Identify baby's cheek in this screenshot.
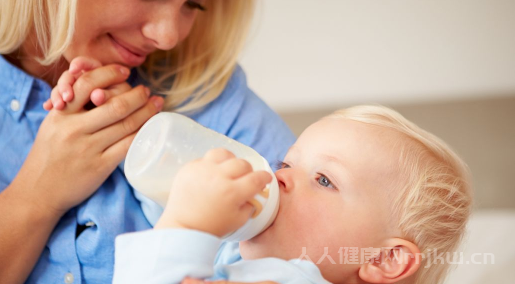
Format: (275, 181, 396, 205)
(290, 203, 351, 247)
(287, 203, 330, 241)
(286, 204, 318, 231)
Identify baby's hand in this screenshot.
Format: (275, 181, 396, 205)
(155, 148, 272, 237)
(43, 57, 106, 111)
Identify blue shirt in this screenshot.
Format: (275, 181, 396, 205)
(113, 229, 330, 284)
(0, 55, 296, 284)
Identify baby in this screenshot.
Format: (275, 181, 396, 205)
(113, 106, 472, 284)
(48, 61, 472, 284)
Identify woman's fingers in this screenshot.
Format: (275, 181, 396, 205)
(99, 97, 162, 165)
(64, 64, 131, 113)
(90, 82, 133, 107)
(100, 132, 138, 174)
(81, 85, 152, 133)
(99, 95, 164, 169)
(92, 96, 164, 151)
(108, 82, 133, 95)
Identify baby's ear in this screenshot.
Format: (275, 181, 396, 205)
(358, 238, 421, 283)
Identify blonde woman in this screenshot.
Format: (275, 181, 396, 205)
(0, 0, 295, 283)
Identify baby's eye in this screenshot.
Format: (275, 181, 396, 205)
(316, 174, 336, 189)
(273, 160, 291, 171)
(280, 162, 291, 169)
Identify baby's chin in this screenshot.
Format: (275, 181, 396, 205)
(239, 229, 275, 260)
(239, 240, 270, 260)
(240, 214, 290, 259)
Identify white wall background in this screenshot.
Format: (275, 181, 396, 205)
(239, 0, 515, 112)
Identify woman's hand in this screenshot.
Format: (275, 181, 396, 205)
(155, 148, 272, 237)
(13, 61, 164, 218)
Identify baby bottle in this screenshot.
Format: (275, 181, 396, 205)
(124, 112, 280, 242)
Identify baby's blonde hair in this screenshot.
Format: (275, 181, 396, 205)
(0, 0, 254, 113)
(327, 105, 472, 284)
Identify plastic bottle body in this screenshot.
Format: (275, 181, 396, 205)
(124, 112, 280, 242)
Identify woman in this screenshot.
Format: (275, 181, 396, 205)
(0, 0, 295, 283)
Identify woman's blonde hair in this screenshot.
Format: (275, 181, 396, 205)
(0, 0, 254, 113)
(327, 105, 473, 284)
(0, 0, 77, 65)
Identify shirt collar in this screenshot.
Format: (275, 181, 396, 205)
(0, 55, 39, 120)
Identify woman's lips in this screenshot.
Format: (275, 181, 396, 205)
(108, 34, 147, 66)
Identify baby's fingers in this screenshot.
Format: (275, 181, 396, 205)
(90, 89, 106, 107)
(220, 158, 253, 179)
(204, 148, 236, 164)
(57, 71, 76, 102)
(50, 87, 65, 110)
(69, 56, 102, 76)
(42, 99, 53, 111)
(235, 171, 273, 202)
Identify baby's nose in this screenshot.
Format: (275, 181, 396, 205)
(275, 169, 294, 194)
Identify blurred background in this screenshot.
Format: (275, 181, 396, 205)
(239, 1, 515, 283)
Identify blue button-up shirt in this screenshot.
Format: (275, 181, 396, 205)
(0, 55, 296, 284)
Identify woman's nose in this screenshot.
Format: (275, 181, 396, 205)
(142, 7, 181, 50)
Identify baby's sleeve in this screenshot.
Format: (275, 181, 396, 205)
(112, 229, 222, 284)
(214, 258, 332, 283)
